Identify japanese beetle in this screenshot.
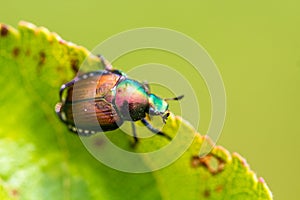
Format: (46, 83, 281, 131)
(55, 56, 183, 144)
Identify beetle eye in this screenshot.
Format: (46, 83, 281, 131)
(148, 108, 155, 115)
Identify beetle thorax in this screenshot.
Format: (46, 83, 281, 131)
(114, 79, 149, 121)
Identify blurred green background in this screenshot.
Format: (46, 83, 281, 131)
(2, 0, 299, 199)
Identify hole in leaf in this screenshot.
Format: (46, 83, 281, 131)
(191, 154, 225, 175)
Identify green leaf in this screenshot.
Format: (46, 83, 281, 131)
(0, 22, 273, 200)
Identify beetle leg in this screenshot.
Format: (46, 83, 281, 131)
(59, 79, 75, 101)
(162, 112, 170, 124)
(97, 54, 113, 71)
(97, 55, 128, 78)
(141, 118, 172, 141)
(145, 113, 152, 121)
(131, 122, 139, 146)
(142, 81, 151, 93)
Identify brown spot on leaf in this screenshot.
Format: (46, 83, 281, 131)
(59, 39, 66, 45)
(39, 51, 46, 66)
(56, 65, 64, 73)
(191, 154, 225, 175)
(25, 49, 31, 56)
(12, 47, 20, 57)
(191, 156, 201, 167)
(215, 185, 223, 193)
(11, 189, 19, 197)
(0, 24, 9, 36)
(203, 189, 210, 197)
(71, 59, 79, 72)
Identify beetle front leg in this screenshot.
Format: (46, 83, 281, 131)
(131, 122, 139, 147)
(140, 118, 172, 141)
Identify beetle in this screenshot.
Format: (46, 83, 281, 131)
(55, 55, 183, 144)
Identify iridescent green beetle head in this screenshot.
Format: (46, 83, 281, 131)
(149, 94, 169, 115)
(148, 93, 184, 123)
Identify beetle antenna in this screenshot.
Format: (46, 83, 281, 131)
(164, 95, 184, 101)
